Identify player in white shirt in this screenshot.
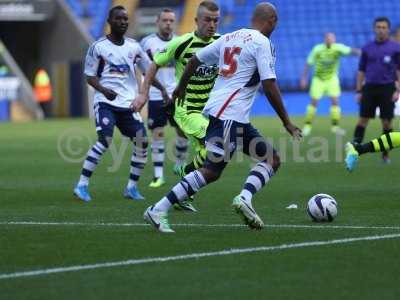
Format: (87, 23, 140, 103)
(140, 9, 189, 188)
(74, 6, 168, 202)
(142, 2, 302, 233)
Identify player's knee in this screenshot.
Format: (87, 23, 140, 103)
(271, 153, 281, 172)
(140, 139, 149, 150)
(133, 137, 149, 150)
(200, 167, 221, 183)
(152, 127, 164, 139)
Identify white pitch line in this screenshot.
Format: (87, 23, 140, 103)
(1, 233, 400, 280)
(0, 221, 400, 230)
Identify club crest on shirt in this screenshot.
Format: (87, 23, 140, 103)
(383, 55, 391, 63)
(128, 52, 134, 59)
(102, 117, 110, 125)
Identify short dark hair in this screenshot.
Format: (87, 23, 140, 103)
(198, 1, 219, 12)
(374, 16, 391, 28)
(157, 8, 175, 20)
(108, 5, 126, 19)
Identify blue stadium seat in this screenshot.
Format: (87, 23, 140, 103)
(65, 0, 111, 39)
(218, 0, 400, 90)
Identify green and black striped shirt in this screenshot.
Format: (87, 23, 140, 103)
(154, 31, 220, 113)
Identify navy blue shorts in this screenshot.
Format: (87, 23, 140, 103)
(94, 102, 147, 139)
(204, 116, 277, 172)
(147, 100, 177, 130)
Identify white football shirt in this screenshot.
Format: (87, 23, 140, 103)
(196, 28, 276, 123)
(84, 37, 151, 109)
(140, 33, 176, 101)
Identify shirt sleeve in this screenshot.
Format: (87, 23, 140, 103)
(358, 48, 367, 72)
(84, 43, 100, 77)
(306, 46, 317, 65)
(336, 43, 352, 56)
(135, 45, 152, 74)
(256, 40, 276, 80)
(196, 36, 224, 65)
(153, 36, 182, 67)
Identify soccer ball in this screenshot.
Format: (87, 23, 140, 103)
(307, 194, 338, 222)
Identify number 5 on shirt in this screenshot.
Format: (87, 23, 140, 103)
(221, 47, 242, 77)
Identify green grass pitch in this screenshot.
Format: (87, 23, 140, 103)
(1, 116, 400, 299)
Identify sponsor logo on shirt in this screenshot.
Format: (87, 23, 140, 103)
(383, 55, 392, 63)
(109, 63, 130, 75)
(194, 64, 218, 78)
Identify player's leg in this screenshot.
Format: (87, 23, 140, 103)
(353, 86, 376, 144)
(173, 113, 209, 176)
(176, 136, 207, 176)
(345, 132, 400, 172)
(74, 104, 115, 202)
(149, 127, 166, 187)
(148, 101, 167, 188)
(380, 119, 393, 163)
(233, 124, 279, 228)
(378, 84, 396, 163)
(165, 99, 189, 168)
(144, 116, 236, 232)
(303, 77, 322, 136)
(172, 113, 209, 212)
(171, 117, 189, 169)
(117, 111, 148, 200)
(328, 76, 345, 135)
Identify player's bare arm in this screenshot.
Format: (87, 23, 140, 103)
(300, 63, 310, 90)
(262, 78, 302, 139)
(172, 55, 202, 106)
(86, 75, 117, 101)
(131, 62, 168, 112)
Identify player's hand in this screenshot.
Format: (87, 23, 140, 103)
(284, 123, 302, 140)
(161, 89, 172, 107)
(102, 88, 117, 101)
(300, 78, 308, 90)
(172, 87, 186, 107)
(130, 93, 147, 112)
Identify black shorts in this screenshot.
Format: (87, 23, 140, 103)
(360, 83, 396, 119)
(203, 116, 277, 173)
(147, 100, 177, 130)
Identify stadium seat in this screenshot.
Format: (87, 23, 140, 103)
(65, 0, 111, 39)
(218, 0, 400, 90)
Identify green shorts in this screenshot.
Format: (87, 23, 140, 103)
(174, 106, 209, 152)
(310, 76, 341, 100)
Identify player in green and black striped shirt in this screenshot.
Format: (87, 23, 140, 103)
(132, 1, 220, 212)
(300, 33, 360, 136)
